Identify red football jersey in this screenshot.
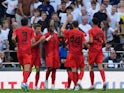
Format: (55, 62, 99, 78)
(44, 32, 59, 57)
(64, 29, 86, 55)
(88, 26, 106, 52)
(31, 34, 42, 55)
(13, 26, 35, 54)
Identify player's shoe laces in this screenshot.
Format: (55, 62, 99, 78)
(102, 82, 107, 91)
(45, 80, 48, 89)
(21, 83, 29, 92)
(88, 85, 95, 90)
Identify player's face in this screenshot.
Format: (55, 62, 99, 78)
(35, 27, 41, 34)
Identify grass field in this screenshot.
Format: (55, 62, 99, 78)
(0, 89, 124, 93)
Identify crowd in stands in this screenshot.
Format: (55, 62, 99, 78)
(0, 0, 124, 69)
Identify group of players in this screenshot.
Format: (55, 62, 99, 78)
(12, 15, 107, 91)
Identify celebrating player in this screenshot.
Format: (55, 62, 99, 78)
(12, 18, 35, 92)
(61, 19, 86, 90)
(44, 19, 60, 90)
(31, 24, 45, 89)
(88, 17, 107, 90)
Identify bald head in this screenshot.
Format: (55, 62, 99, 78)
(12, 22, 18, 30)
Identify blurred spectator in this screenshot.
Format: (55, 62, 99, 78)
(75, 0, 83, 10)
(108, 6, 120, 30)
(102, 42, 114, 60)
(0, 52, 5, 68)
(65, 0, 72, 7)
(51, 12, 60, 33)
(33, 0, 42, 9)
(120, 54, 124, 68)
(70, 2, 81, 21)
(8, 22, 18, 62)
(16, 0, 34, 27)
(2, 0, 18, 24)
(31, 9, 41, 26)
(110, 0, 120, 5)
(78, 6, 92, 25)
(65, 14, 73, 30)
(100, 20, 115, 42)
(59, 37, 68, 69)
(104, 50, 120, 68)
(0, 0, 6, 26)
(117, 0, 124, 43)
(78, 16, 92, 41)
(0, 20, 10, 52)
(37, 11, 49, 32)
(60, 6, 73, 24)
(93, 3, 108, 27)
(38, 0, 55, 21)
(57, 1, 66, 20)
(50, 0, 61, 12)
(102, 0, 112, 15)
(88, 1, 99, 19)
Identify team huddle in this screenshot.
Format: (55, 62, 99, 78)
(12, 16, 107, 91)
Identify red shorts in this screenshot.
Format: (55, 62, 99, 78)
(45, 56, 60, 68)
(88, 51, 103, 65)
(31, 54, 41, 67)
(17, 53, 32, 66)
(64, 53, 85, 68)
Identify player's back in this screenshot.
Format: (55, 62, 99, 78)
(89, 26, 105, 52)
(15, 26, 34, 53)
(68, 29, 85, 55)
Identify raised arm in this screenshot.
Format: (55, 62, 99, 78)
(61, 19, 68, 33)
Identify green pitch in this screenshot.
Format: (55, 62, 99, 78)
(0, 89, 124, 93)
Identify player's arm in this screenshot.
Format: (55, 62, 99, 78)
(12, 33, 17, 44)
(61, 19, 68, 33)
(32, 36, 46, 47)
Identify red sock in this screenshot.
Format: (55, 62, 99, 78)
(23, 71, 30, 83)
(90, 71, 94, 86)
(67, 71, 72, 88)
(35, 72, 40, 86)
(46, 70, 51, 80)
(72, 72, 78, 86)
(78, 70, 84, 80)
(51, 70, 56, 84)
(67, 77, 71, 88)
(100, 69, 106, 82)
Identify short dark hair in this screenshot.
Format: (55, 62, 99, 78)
(33, 23, 41, 29)
(92, 17, 99, 25)
(21, 17, 28, 26)
(72, 21, 78, 28)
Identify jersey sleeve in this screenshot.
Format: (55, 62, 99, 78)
(31, 29, 35, 39)
(88, 29, 93, 37)
(63, 30, 69, 39)
(81, 33, 86, 42)
(13, 29, 17, 36)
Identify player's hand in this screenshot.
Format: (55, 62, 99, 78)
(46, 35, 52, 41)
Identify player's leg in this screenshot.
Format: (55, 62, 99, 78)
(98, 63, 106, 90)
(45, 67, 52, 89)
(34, 66, 40, 89)
(77, 67, 85, 89)
(51, 68, 56, 90)
(71, 68, 79, 91)
(21, 54, 32, 91)
(21, 64, 31, 91)
(66, 68, 72, 89)
(89, 64, 95, 90)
